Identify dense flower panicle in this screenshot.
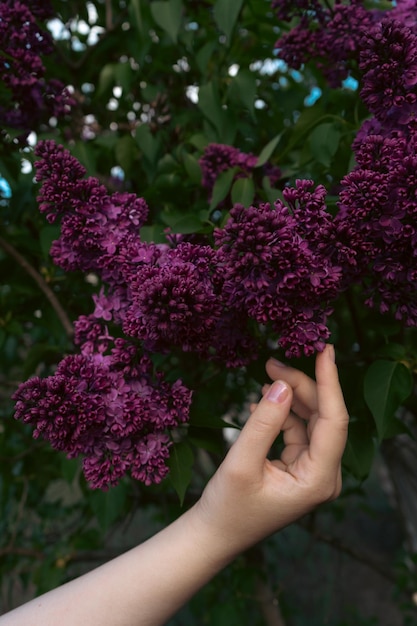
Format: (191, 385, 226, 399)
(359, 19, 417, 123)
(214, 181, 344, 357)
(390, 0, 417, 31)
(0, 1, 73, 132)
(123, 243, 223, 353)
(13, 342, 192, 490)
(34, 141, 149, 281)
(274, 0, 377, 87)
(336, 127, 417, 323)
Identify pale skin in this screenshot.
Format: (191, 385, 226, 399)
(0, 344, 349, 626)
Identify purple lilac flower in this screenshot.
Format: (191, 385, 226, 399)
(359, 19, 417, 124)
(0, 1, 74, 133)
(214, 180, 345, 357)
(273, 0, 380, 87)
(122, 239, 259, 365)
(34, 141, 150, 284)
(13, 339, 192, 489)
(334, 13, 417, 325)
(336, 131, 417, 324)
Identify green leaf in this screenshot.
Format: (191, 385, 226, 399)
(129, 0, 143, 35)
(97, 63, 116, 97)
(198, 82, 224, 136)
(213, 0, 244, 42)
(135, 124, 160, 164)
(115, 61, 132, 92)
(196, 41, 218, 74)
(262, 175, 283, 204)
(343, 420, 376, 480)
(309, 122, 341, 168)
(183, 153, 202, 184)
(150, 0, 183, 43)
(162, 213, 206, 234)
(256, 133, 282, 167)
(231, 176, 255, 207)
(168, 442, 194, 505)
(228, 70, 257, 118)
(188, 133, 209, 151)
(209, 167, 237, 211)
(140, 224, 167, 244)
(71, 141, 97, 175)
(115, 135, 137, 175)
(364, 360, 413, 440)
(89, 482, 128, 531)
(376, 342, 407, 361)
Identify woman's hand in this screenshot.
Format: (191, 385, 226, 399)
(192, 344, 349, 560)
(0, 345, 349, 626)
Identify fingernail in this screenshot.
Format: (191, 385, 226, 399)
(270, 357, 286, 367)
(266, 380, 289, 403)
(327, 344, 335, 362)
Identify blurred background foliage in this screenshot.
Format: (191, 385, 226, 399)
(1, 0, 417, 623)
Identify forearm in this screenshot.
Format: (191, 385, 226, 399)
(0, 504, 236, 626)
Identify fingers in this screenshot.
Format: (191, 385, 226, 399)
(265, 358, 318, 420)
(309, 345, 349, 471)
(229, 379, 293, 472)
(265, 345, 349, 474)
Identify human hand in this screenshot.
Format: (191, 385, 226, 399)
(192, 344, 349, 560)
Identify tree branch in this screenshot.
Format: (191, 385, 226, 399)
(0, 235, 74, 339)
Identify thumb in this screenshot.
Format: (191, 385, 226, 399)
(231, 380, 293, 469)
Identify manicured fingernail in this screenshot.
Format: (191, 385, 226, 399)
(270, 357, 286, 367)
(266, 380, 289, 403)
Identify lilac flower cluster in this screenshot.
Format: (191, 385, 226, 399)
(215, 180, 346, 357)
(273, 0, 378, 87)
(199, 143, 281, 204)
(0, 1, 74, 134)
(13, 335, 191, 489)
(35, 140, 150, 287)
(34, 141, 258, 366)
(335, 16, 417, 324)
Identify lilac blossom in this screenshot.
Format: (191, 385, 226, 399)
(359, 19, 417, 124)
(336, 131, 417, 324)
(273, 0, 380, 87)
(34, 141, 150, 286)
(214, 180, 345, 357)
(334, 14, 417, 325)
(0, 1, 74, 133)
(122, 241, 258, 365)
(13, 338, 192, 490)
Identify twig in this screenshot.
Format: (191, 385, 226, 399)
(0, 235, 74, 339)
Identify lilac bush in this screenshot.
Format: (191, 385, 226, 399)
(0, 0, 73, 135)
(8, 0, 417, 495)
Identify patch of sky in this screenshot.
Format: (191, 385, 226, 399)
(0, 177, 12, 198)
(111, 166, 125, 181)
(342, 75, 359, 90)
(304, 86, 322, 106)
(186, 85, 199, 103)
